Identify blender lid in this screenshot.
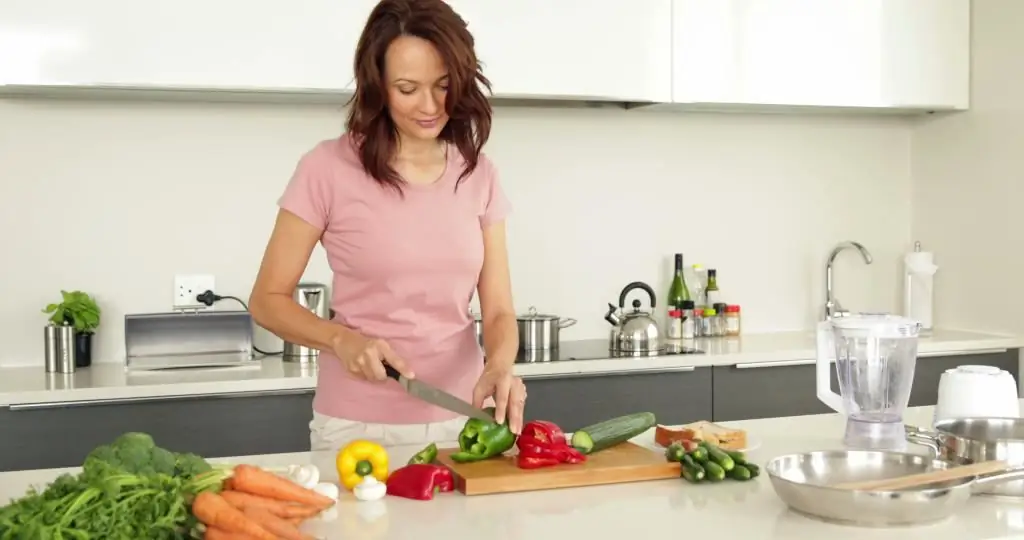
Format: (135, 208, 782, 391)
(830, 313, 921, 337)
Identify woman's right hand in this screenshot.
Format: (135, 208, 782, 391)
(333, 332, 415, 382)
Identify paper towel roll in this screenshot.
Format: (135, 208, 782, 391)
(903, 250, 938, 330)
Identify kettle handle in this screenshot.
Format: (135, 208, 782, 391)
(618, 281, 657, 309)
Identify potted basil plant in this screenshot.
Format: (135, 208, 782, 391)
(42, 290, 101, 367)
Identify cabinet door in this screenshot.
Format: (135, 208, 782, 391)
(712, 361, 840, 422)
(0, 391, 314, 472)
(523, 367, 713, 432)
(672, 0, 970, 109)
(0, 0, 375, 91)
(879, 0, 970, 110)
(446, 0, 672, 102)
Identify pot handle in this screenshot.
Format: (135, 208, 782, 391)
(558, 317, 577, 329)
(905, 424, 942, 457)
(971, 466, 1024, 491)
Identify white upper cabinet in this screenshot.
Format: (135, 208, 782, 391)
(444, 0, 673, 102)
(0, 0, 376, 91)
(671, 0, 971, 110)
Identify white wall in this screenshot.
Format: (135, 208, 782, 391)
(911, 0, 1024, 334)
(0, 99, 912, 366)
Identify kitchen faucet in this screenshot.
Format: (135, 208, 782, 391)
(824, 241, 873, 320)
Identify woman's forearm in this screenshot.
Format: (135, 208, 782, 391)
(482, 312, 519, 371)
(250, 292, 357, 352)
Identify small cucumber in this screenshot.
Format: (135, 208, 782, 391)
(725, 449, 747, 465)
(680, 454, 706, 483)
(728, 464, 753, 481)
(701, 443, 736, 471)
(571, 412, 657, 454)
(703, 461, 726, 482)
(664, 442, 687, 463)
(744, 463, 761, 478)
(688, 446, 709, 463)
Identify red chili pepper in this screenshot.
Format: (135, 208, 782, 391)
(385, 464, 454, 501)
(515, 421, 587, 469)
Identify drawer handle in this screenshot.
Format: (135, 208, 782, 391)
(735, 359, 815, 369)
(7, 389, 313, 411)
(918, 347, 1007, 358)
(521, 365, 697, 380)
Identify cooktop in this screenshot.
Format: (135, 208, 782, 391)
(514, 339, 704, 364)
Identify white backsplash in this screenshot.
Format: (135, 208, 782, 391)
(0, 99, 913, 366)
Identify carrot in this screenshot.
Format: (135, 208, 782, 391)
(203, 528, 260, 540)
(243, 506, 315, 540)
(221, 490, 322, 519)
(231, 464, 335, 509)
(191, 491, 278, 540)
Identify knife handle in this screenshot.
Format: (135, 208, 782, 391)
(383, 363, 401, 381)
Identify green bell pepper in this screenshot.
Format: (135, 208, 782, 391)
(449, 407, 516, 463)
(408, 442, 439, 465)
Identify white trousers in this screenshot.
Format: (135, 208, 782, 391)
(308, 411, 468, 451)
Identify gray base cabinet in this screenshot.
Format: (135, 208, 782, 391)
(523, 367, 713, 432)
(0, 391, 314, 473)
(712, 350, 1020, 422)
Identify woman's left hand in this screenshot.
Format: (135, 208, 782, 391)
(472, 366, 527, 434)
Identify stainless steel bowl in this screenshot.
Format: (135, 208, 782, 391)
(767, 449, 1024, 527)
(908, 417, 1024, 498)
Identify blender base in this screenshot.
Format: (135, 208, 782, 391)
(843, 418, 907, 451)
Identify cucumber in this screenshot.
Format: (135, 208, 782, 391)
(680, 454, 706, 483)
(703, 461, 726, 482)
(744, 463, 761, 478)
(570, 412, 657, 454)
(725, 449, 747, 465)
(688, 446, 709, 463)
(664, 442, 687, 463)
(728, 464, 753, 481)
(700, 442, 736, 472)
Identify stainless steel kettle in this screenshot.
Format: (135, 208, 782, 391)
(604, 281, 664, 354)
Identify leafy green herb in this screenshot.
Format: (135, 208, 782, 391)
(0, 433, 226, 540)
(42, 290, 101, 333)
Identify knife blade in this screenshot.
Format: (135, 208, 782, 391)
(384, 364, 494, 422)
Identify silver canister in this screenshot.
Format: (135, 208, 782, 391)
(283, 282, 330, 364)
(55, 324, 77, 373)
(44, 325, 60, 372)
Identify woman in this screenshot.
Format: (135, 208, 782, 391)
(249, 0, 526, 451)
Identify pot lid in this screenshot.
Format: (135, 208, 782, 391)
(518, 306, 560, 321)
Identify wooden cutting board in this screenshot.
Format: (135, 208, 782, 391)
(436, 442, 680, 495)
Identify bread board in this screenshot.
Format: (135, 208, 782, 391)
(436, 441, 680, 495)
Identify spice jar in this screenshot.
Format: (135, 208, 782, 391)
(701, 308, 717, 337)
(681, 300, 696, 340)
(725, 305, 742, 336)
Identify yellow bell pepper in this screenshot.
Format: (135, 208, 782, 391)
(337, 440, 389, 490)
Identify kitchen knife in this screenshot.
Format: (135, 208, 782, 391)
(384, 364, 494, 422)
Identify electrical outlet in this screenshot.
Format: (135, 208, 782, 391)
(174, 274, 216, 310)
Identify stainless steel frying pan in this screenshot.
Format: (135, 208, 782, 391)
(767, 449, 1024, 527)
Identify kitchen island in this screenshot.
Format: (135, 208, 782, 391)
(2, 403, 1022, 540)
(0, 328, 1021, 473)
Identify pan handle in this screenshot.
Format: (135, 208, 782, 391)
(905, 425, 942, 457)
(971, 466, 1024, 491)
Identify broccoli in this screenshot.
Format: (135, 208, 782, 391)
(82, 432, 208, 481)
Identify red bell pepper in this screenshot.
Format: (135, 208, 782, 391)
(515, 420, 586, 469)
(385, 464, 454, 501)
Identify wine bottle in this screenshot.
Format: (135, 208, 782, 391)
(668, 254, 692, 309)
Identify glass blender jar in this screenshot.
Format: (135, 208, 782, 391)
(816, 313, 921, 450)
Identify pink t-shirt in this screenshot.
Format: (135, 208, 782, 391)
(278, 134, 511, 424)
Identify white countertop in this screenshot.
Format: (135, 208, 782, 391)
(3, 403, 1023, 539)
(0, 328, 1018, 407)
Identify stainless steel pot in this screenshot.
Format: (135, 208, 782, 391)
(907, 418, 1024, 498)
(767, 449, 1024, 527)
(517, 306, 576, 350)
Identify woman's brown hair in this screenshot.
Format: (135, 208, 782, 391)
(346, 0, 493, 194)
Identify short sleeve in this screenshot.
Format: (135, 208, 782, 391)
(480, 158, 512, 227)
(277, 146, 333, 231)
